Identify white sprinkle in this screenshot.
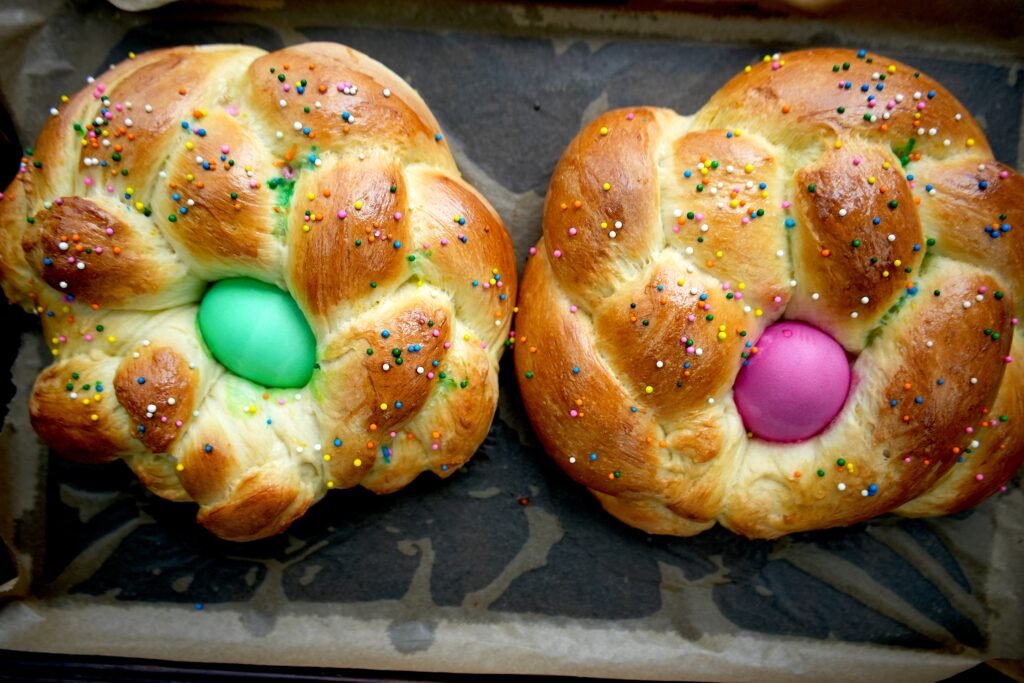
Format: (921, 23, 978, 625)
(860, 296, 870, 304)
(58, 241, 69, 251)
(608, 231, 617, 238)
(695, 348, 704, 356)
(928, 128, 937, 136)
(58, 281, 68, 289)
(925, 341, 934, 348)
(955, 113, 963, 121)
(970, 440, 980, 449)
(743, 305, 752, 313)
(614, 220, 623, 229)
(382, 363, 391, 371)
(861, 489, 869, 497)
(295, 394, 302, 401)
(70, 392, 78, 399)
(49, 107, 59, 116)
(293, 121, 303, 130)
(125, 118, 134, 127)
(416, 366, 424, 374)
(963, 301, 972, 309)
(568, 456, 576, 464)
(917, 127, 925, 136)
(167, 397, 177, 405)
(838, 483, 847, 491)
(811, 292, 820, 301)
(707, 397, 715, 404)
(970, 377, 978, 385)
(789, 279, 797, 287)
(142, 339, 150, 346)
(314, 444, 322, 451)
(943, 139, 951, 147)
(887, 234, 896, 242)
(684, 247, 694, 255)
(656, 360, 664, 369)
(776, 249, 785, 257)
(700, 223, 709, 233)
(76, 262, 85, 270)
(145, 104, 153, 113)
(132, 352, 140, 359)
(673, 208, 682, 217)
(895, 94, 905, 103)
(850, 311, 859, 319)
(279, 99, 287, 108)
(296, 446, 304, 453)
(976, 294, 985, 302)
(276, 131, 284, 140)
(383, 88, 391, 97)
(913, 91, 922, 100)
(838, 208, 848, 217)
(147, 404, 157, 413)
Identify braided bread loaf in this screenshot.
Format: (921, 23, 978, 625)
(0, 43, 516, 541)
(515, 48, 1023, 538)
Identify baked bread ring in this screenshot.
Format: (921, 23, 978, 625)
(514, 48, 1023, 538)
(0, 43, 516, 541)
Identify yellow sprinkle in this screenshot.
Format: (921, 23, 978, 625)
(599, 126, 609, 136)
(61, 95, 69, 103)
(307, 192, 315, 200)
(761, 191, 769, 199)
(882, 270, 890, 278)
(354, 200, 363, 210)
(51, 349, 60, 357)
(129, 52, 136, 59)
(244, 165, 252, 172)
(894, 259, 902, 266)
(492, 267, 499, 274)
(81, 139, 88, 147)
(882, 161, 891, 170)
(463, 333, 471, 341)
(175, 463, 184, 471)
(135, 202, 144, 211)
(867, 176, 876, 185)
(715, 250, 724, 258)
(744, 65, 752, 73)
(834, 140, 842, 149)
(323, 454, 331, 461)
(416, 277, 424, 288)
(90, 414, 99, 422)
(762, 55, 771, 62)
(733, 130, 742, 137)
(302, 225, 310, 232)
(676, 278, 685, 286)
(719, 324, 727, 331)
(717, 332, 727, 340)
(125, 186, 134, 195)
(185, 173, 194, 182)
(729, 199, 739, 209)
(744, 164, 754, 173)
(354, 458, 363, 467)
(887, 64, 896, 74)
(82, 398, 90, 406)
(700, 167, 709, 176)
(94, 394, 103, 402)
(107, 336, 116, 343)
(600, 221, 608, 230)
(602, 182, 611, 191)
(380, 403, 388, 410)
(644, 386, 654, 394)
(754, 308, 763, 317)
(738, 282, 746, 290)
(185, 142, 194, 151)
(247, 404, 257, 414)
(51, 337, 59, 345)
(326, 480, 335, 488)
(967, 138, 976, 147)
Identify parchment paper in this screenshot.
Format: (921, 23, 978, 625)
(1, 1, 1023, 680)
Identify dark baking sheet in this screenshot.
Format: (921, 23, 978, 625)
(0, 1, 1022, 680)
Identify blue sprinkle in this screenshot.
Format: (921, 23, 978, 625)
(137, 377, 146, 385)
(395, 401, 403, 409)
(630, 406, 637, 413)
(202, 162, 211, 170)
(759, 182, 767, 190)
(196, 128, 206, 137)
(297, 86, 305, 94)
(683, 362, 691, 369)
(342, 112, 351, 121)
(699, 293, 708, 301)
(726, 131, 733, 138)
(957, 456, 965, 463)
(137, 425, 145, 432)
(868, 483, 878, 495)
(937, 379, 944, 385)
(459, 235, 468, 243)
(204, 444, 213, 453)
(1001, 224, 1012, 232)
(43, 257, 52, 266)
(927, 90, 936, 99)
(979, 181, 988, 190)
(913, 244, 922, 251)
(435, 133, 443, 141)
(472, 280, 479, 287)
(915, 396, 924, 404)
(393, 241, 402, 249)
(499, 293, 507, 301)
(381, 330, 390, 338)
(266, 418, 272, 425)
(657, 284, 664, 291)
(181, 121, 190, 129)
(441, 464, 448, 471)
(334, 438, 342, 447)
(858, 49, 867, 58)
(194, 603, 204, 610)
(589, 453, 597, 461)
(876, 83, 884, 91)
(100, 160, 107, 167)
(46, 310, 54, 317)
(179, 206, 188, 215)
(906, 174, 914, 181)
(572, 366, 580, 374)
(785, 218, 796, 228)
(861, 84, 870, 92)
(172, 193, 181, 201)
(873, 217, 881, 225)
(684, 170, 692, 178)
(925, 184, 933, 192)
(220, 154, 227, 161)
(890, 399, 898, 407)
(432, 360, 439, 367)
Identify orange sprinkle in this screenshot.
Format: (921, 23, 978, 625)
(782, 105, 791, 114)
(178, 87, 187, 95)
(112, 246, 122, 255)
(820, 249, 831, 257)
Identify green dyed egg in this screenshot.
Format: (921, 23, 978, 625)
(198, 278, 316, 388)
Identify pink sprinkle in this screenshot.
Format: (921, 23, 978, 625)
(482, 282, 490, 289)
(393, 212, 402, 221)
(695, 213, 704, 221)
(161, 416, 168, 423)
(58, 336, 66, 343)
(975, 474, 985, 481)
(626, 112, 635, 120)
(480, 342, 487, 349)
(83, 178, 93, 187)
(1005, 356, 1014, 364)
(999, 170, 1009, 179)
(175, 420, 183, 427)
(966, 427, 974, 434)
(390, 431, 397, 438)
(771, 61, 781, 71)
(773, 295, 782, 303)
(867, 100, 876, 108)
(443, 342, 451, 349)
(283, 84, 291, 92)
(496, 281, 504, 288)
(672, 226, 680, 233)
(278, 399, 286, 405)
(115, 104, 124, 112)
(904, 457, 912, 463)
(432, 330, 440, 337)
(221, 145, 230, 154)
(529, 246, 537, 256)
(553, 249, 563, 259)
(687, 315, 695, 322)
(337, 210, 347, 219)
(781, 201, 791, 209)
(1012, 318, 1019, 325)
(106, 184, 115, 193)
(432, 443, 440, 451)
(96, 84, 105, 93)
(853, 156, 862, 166)
(568, 227, 577, 236)
(570, 305, 578, 313)
(978, 286, 988, 294)
(84, 334, 93, 341)
(422, 242, 430, 249)
(427, 372, 435, 379)
(55, 198, 63, 205)
(916, 102, 926, 110)
(686, 347, 695, 355)
(105, 228, 114, 235)
(226, 105, 239, 116)
(441, 239, 449, 246)
(103, 111, 113, 120)
(735, 292, 743, 300)
(741, 217, 750, 225)
(249, 181, 257, 188)
(886, 101, 896, 110)
(570, 410, 578, 417)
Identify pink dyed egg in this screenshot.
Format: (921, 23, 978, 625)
(734, 321, 851, 442)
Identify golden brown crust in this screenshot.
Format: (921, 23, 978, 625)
(287, 157, 410, 320)
(518, 48, 1023, 538)
(114, 346, 198, 453)
(2, 42, 515, 541)
(788, 144, 924, 348)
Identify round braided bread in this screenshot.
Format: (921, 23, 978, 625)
(0, 43, 516, 541)
(515, 48, 1023, 538)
